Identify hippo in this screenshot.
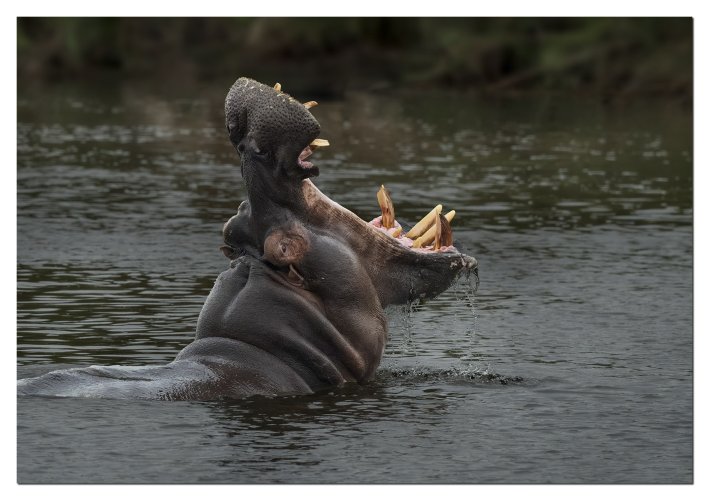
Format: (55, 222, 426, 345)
(17, 78, 478, 400)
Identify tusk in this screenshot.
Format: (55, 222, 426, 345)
(303, 101, 318, 109)
(274, 82, 282, 92)
(406, 204, 443, 239)
(377, 185, 396, 229)
(413, 210, 455, 248)
(433, 213, 453, 250)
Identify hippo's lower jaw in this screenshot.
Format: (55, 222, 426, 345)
(300, 179, 477, 306)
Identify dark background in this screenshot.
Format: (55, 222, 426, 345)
(18, 17, 692, 101)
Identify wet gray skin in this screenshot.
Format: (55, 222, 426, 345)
(17, 77, 477, 400)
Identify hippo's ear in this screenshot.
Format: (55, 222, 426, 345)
(263, 228, 310, 267)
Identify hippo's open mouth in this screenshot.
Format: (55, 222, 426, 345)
(299, 143, 457, 254)
(298, 157, 458, 253)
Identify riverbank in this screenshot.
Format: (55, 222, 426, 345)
(18, 18, 692, 102)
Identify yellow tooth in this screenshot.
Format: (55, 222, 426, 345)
(309, 138, 330, 148)
(391, 226, 403, 238)
(413, 210, 455, 248)
(303, 101, 318, 109)
(405, 204, 443, 239)
(434, 213, 442, 250)
(274, 82, 282, 92)
(377, 185, 396, 229)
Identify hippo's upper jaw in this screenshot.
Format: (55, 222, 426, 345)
(225, 78, 325, 192)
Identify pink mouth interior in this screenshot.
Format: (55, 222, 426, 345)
(368, 215, 456, 254)
(298, 147, 314, 169)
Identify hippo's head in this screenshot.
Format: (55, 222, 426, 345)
(225, 78, 324, 206)
(222, 77, 477, 308)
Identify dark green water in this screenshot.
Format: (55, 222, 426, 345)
(17, 81, 692, 483)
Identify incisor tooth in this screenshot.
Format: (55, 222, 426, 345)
(274, 83, 282, 92)
(310, 138, 330, 148)
(406, 204, 443, 239)
(413, 210, 455, 248)
(303, 101, 318, 109)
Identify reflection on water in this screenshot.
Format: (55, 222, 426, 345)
(17, 82, 692, 483)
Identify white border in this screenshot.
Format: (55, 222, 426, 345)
(3, 3, 704, 499)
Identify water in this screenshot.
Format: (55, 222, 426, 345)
(17, 81, 692, 483)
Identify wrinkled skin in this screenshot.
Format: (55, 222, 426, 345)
(17, 78, 477, 400)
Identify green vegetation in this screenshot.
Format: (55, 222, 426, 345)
(17, 18, 692, 99)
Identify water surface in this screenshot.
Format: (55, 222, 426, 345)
(17, 81, 692, 483)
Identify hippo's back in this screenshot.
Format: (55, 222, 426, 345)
(17, 337, 314, 400)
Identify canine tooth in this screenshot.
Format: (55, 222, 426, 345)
(433, 213, 453, 250)
(406, 204, 443, 239)
(274, 82, 282, 92)
(413, 210, 455, 248)
(309, 138, 330, 148)
(304, 101, 318, 109)
(377, 185, 396, 229)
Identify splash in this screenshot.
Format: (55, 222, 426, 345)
(378, 365, 523, 386)
(451, 270, 480, 364)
